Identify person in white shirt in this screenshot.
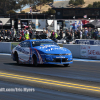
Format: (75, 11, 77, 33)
(80, 30, 82, 39)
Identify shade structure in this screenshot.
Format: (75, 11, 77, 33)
(95, 22, 100, 28)
(83, 20, 100, 28)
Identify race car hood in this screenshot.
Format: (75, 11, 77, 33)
(34, 45, 71, 54)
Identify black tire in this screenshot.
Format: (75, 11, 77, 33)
(63, 64, 69, 67)
(15, 53, 19, 65)
(33, 55, 38, 66)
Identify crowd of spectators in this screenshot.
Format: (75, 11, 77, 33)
(65, 28, 100, 40)
(0, 28, 100, 42)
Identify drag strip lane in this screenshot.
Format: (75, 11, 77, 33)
(0, 71, 100, 98)
(0, 54, 100, 98)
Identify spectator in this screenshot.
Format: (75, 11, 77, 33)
(98, 31, 100, 40)
(80, 30, 82, 39)
(7, 30, 10, 37)
(59, 29, 63, 39)
(54, 31, 58, 39)
(50, 30, 55, 39)
(24, 31, 30, 40)
(94, 29, 98, 40)
(57, 29, 60, 36)
(29, 30, 32, 39)
(47, 29, 51, 38)
(77, 30, 80, 39)
(67, 32, 72, 42)
(84, 28, 88, 39)
(65, 29, 69, 38)
(74, 30, 78, 39)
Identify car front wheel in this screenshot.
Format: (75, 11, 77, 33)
(63, 64, 69, 67)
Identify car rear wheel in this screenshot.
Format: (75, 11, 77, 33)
(15, 53, 19, 65)
(32, 55, 38, 66)
(63, 64, 69, 67)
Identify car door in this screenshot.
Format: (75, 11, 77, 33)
(19, 41, 31, 64)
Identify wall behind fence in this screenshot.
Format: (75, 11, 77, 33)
(0, 42, 19, 54)
(0, 42, 11, 53)
(63, 44, 80, 58)
(0, 42, 100, 60)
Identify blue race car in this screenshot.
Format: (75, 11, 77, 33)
(11, 39, 73, 66)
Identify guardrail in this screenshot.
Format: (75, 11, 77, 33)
(0, 42, 19, 53)
(0, 42, 100, 60)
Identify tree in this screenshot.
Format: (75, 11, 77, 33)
(69, 0, 85, 6)
(15, 0, 28, 12)
(21, 11, 25, 13)
(87, 1, 100, 8)
(79, 0, 85, 5)
(0, 0, 17, 14)
(74, 0, 85, 5)
(87, 4, 93, 8)
(0, 0, 28, 14)
(69, 0, 74, 5)
(7, 10, 16, 14)
(93, 2, 98, 8)
(44, 8, 55, 14)
(0, 0, 53, 14)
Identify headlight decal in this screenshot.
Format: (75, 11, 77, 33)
(45, 53, 72, 56)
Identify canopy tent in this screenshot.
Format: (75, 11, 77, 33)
(0, 18, 10, 26)
(83, 20, 100, 28)
(95, 22, 100, 28)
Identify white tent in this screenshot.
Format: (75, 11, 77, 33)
(0, 18, 10, 25)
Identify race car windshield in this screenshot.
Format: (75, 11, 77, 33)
(32, 41, 58, 47)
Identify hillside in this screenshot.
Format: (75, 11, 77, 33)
(20, 0, 100, 13)
(82, 0, 100, 7)
(19, 3, 52, 13)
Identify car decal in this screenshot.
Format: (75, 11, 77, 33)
(19, 57, 30, 64)
(30, 47, 33, 64)
(16, 47, 29, 55)
(18, 47, 31, 64)
(34, 48, 43, 64)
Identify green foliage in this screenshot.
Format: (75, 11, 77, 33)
(0, 0, 17, 14)
(69, 0, 74, 5)
(0, 0, 53, 14)
(69, 0, 85, 5)
(87, 1, 100, 8)
(21, 11, 25, 13)
(15, 0, 28, 12)
(44, 8, 55, 14)
(87, 4, 93, 8)
(7, 10, 16, 14)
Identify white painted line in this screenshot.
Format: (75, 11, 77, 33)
(0, 53, 11, 56)
(73, 58, 100, 62)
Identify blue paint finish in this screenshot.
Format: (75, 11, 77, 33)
(11, 39, 73, 65)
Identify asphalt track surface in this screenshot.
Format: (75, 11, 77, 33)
(0, 54, 100, 100)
